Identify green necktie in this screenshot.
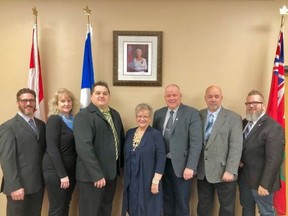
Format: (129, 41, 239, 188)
(103, 111, 119, 160)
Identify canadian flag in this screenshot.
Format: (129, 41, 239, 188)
(28, 23, 46, 121)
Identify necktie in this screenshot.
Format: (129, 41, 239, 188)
(164, 110, 174, 153)
(244, 121, 253, 138)
(28, 119, 38, 136)
(103, 111, 119, 160)
(204, 114, 214, 141)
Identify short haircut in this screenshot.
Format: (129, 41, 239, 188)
(135, 103, 153, 117)
(247, 90, 265, 102)
(16, 88, 36, 101)
(92, 81, 110, 94)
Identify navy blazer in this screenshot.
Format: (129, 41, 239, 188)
(240, 114, 284, 191)
(122, 126, 166, 216)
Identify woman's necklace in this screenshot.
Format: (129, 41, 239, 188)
(132, 128, 144, 150)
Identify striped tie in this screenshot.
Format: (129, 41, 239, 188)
(28, 119, 39, 137)
(244, 121, 253, 138)
(103, 111, 119, 160)
(204, 114, 214, 141)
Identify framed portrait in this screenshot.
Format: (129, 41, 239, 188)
(113, 31, 163, 86)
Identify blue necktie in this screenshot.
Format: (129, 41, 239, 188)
(244, 121, 253, 138)
(205, 114, 214, 141)
(28, 119, 38, 136)
(164, 110, 174, 153)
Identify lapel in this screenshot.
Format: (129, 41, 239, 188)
(206, 107, 227, 148)
(88, 103, 112, 128)
(170, 104, 183, 134)
(244, 114, 267, 143)
(15, 114, 38, 139)
(158, 108, 168, 132)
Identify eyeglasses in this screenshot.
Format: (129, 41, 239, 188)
(245, 101, 263, 106)
(18, 99, 36, 104)
(136, 115, 150, 119)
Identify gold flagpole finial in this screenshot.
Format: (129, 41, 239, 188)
(83, 6, 91, 25)
(32, 6, 38, 24)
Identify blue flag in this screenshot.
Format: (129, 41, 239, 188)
(80, 24, 95, 109)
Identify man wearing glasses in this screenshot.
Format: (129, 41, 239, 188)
(238, 90, 284, 216)
(0, 88, 46, 216)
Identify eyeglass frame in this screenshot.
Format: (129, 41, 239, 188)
(18, 99, 36, 104)
(244, 101, 263, 106)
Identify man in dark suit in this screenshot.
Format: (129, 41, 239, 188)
(153, 84, 202, 216)
(0, 88, 46, 216)
(74, 81, 125, 216)
(197, 85, 243, 216)
(239, 90, 284, 216)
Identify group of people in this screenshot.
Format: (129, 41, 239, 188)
(0, 82, 284, 216)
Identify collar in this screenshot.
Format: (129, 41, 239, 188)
(18, 111, 34, 123)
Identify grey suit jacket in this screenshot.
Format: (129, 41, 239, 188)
(0, 114, 46, 195)
(153, 103, 202, 177)
(74, 103, 125, 182)
(197, 107, 243, 183)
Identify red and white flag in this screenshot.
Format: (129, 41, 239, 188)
(28, 23, 46, 121)
(267, 25, 286, 215)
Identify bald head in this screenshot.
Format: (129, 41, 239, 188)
(204, 85, 223, 112)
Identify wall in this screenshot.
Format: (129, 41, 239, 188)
(0, 0, 287, 215)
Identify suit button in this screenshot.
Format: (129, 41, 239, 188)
(205, 158, 208, 160)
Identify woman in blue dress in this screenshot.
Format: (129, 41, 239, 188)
(122, 103, 166, 216)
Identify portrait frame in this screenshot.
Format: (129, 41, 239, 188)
(113, 31, 163, 86)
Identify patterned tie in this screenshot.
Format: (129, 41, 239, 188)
(204, 114, 214, 141)
(103, 111, 119, 160)
(244, 121, 253, 138)
(28, 119, 38, 136)
(164, 110, 174, 153)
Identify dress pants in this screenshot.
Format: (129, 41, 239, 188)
(163, 158, 192, 216)
(44, 170, 76, 216)
(6, 187, 44, 216)
(197, 177, 237, 216)
(78, 177, 117, 216)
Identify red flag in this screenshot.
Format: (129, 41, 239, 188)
(28, 23, 46, 121)
(267, 25, 286, 215)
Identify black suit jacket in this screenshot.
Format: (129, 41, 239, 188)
(74, 103, 125, 182)
(240, 114, 284, 191)
(0, 114, 46, 195)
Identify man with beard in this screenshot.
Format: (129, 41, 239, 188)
(0, 88, 46, 216)
(238, 90, 284, 216)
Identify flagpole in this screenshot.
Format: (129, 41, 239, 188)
(80, 6, 95, 109)
(273, 6, 288, 216)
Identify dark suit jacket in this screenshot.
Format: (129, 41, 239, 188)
(153, 103, 202, 177)
(197, 107, 243, 183)
(240, 114, 284, 191)
(122, 126, 166, 216)
(0, 114, 46, 195)
(74, 103, 125, 182)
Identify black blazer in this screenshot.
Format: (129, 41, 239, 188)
(240, 114, 284, 191)
(0, 114, 46, 195)
(74, 103, 125, 182)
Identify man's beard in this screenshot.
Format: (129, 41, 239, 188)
(246, 110, 262, 122)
